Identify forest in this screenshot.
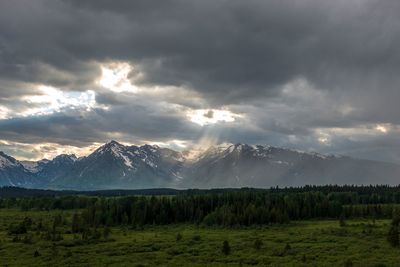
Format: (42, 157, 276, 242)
(1, 185, 400, 266)
(2, 185, 400, 226)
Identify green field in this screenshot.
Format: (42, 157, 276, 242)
(0, 209, 398, 266)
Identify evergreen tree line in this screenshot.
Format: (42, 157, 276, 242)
(77, 191, 400, 227)
(3, 186, 400, 227)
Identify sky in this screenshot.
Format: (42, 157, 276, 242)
(0, 0, 399, 163)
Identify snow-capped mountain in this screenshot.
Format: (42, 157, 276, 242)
(180, 143, 400, 188)
(0, 152, 37, 187)
(46, 141, 185, 189)
(0, 141, 399, 189)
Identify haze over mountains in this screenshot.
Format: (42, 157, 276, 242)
(0, 141, 399, 190)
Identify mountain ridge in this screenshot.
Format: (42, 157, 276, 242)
(0, 141, 399, 189)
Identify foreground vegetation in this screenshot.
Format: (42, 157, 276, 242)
(1, 186, 400, 266)
(0, 209, 398, 266)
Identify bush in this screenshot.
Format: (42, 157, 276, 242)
(34, 250, 41, 257)
(92, 229, 101, 240)
(8, 223, 27, 235)
(64, 250, 73, 258)
(103, 226, 111, 239)
(8, 217, 33, 235)
(344, 259, 353, 267)
(167, 248, 183, 256)
(22, 234, 33, 244)
(254, 238, 263, 250)
(176, 233, 182, 242)
(192, 235, 201, 242)
(22, 217, 33, 228)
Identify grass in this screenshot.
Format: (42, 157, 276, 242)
(0, 209, 398, 266)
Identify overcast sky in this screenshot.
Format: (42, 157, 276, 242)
(0, 0, 399, 162)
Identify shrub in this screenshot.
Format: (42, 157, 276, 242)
(176, 233, 182, 242)
(8, 222, 27, 235)
(8, 217, 33, 235)
(33, 250, 41, 257)
(22, 234, 33, 244)
(344, 259, 353, 267)
(254, 238, 263, 250)
(64, 250, 73, 258)
(192, 235, 201, 241)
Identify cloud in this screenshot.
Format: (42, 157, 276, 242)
(0, 0, 399, 162)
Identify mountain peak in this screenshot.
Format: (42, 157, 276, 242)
(105, 140, 122, 147)
(140, 144, 160, 153)
(0, 151, 19, 169)
(95, 140, 125, 153)
(54, 154, 78, 161)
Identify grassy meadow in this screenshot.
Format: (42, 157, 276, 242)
(0, 209, 398, 267)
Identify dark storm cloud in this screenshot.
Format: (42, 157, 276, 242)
(0, 0, 400, 162)
(1, 0, 399, 102)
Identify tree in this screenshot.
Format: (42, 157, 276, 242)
(71, 213, 81, 233)
(301, 254, 307, 263)
(176, 233, 182, 242)
(222, 240, 230, 255)
(387, 225, 399, 247)
(103, 226, 111, 240)
(339, 214, 346, 227)
(387, 212, 400, 247)
(284, 243, 291, 253)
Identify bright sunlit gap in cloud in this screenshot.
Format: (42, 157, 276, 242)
(0, 106, 9, 119)
(187, 109, 240, 126)
(150, 139, 188, 150)
(20, 86, 96, 117)
(376, 124, 388, 133)
(316, 124, 393, 146)
(35, 143, 101, 160)
(98, 62, 138, 93)
(318, 136, 330, 145)
(0, 140, 102, 161)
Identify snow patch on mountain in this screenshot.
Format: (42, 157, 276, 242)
(0, 153, 18, 169)
(118, 151, 133, 168)
(21, 161, 39, 172)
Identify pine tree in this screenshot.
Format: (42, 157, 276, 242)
(176, 233, 182, 242)
(339, 214, 346, 227)
(387, 212, 400, 247)
(71, 213, 81, 233)
(222, 240, 230, 255)
(103, 226, 111, 240)
(387, 225, 399, 247)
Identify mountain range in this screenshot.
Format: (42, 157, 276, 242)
(0, 141, 399, 190)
